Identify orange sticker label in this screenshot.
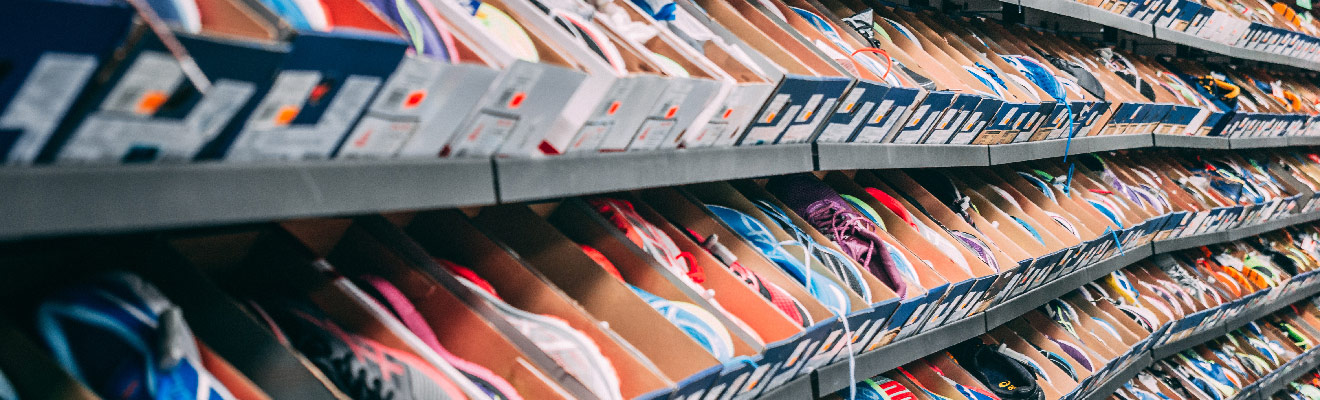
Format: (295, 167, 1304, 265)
(274, 105, 301, 126)
(136, 90, 168, 115)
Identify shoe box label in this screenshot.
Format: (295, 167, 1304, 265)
(778, 94, 831, 144)
(1, 52, 98, 164)
(818, 84, 884, 143)
(924, 95, 982, 145)
(337, 58, 439, 159)
(742, 94, 794, 145)
(630, 80, 693, 151)
(58, 51, 256, 163)
(227, 70, 381, 161)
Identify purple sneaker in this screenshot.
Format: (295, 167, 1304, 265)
(765, 174, 910, 298)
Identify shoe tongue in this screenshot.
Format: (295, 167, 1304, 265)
(765, 174, 849, 219)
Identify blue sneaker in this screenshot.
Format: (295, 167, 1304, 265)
(35, 272, 237, 400)
(754, 199, 873, 303)
(630, 285, 734, 361)
(706, 204, 851, 314)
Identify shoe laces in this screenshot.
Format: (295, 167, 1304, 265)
(805, 202, 885, 272)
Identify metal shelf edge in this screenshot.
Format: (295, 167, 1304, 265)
(815, 143, 990, 170)
(496, 144, 815, 203)
(0, 158, 497, 241)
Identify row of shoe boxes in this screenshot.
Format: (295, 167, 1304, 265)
(7, 0, 1320, 166)
(1156, 0, 1320, 62)
(1117, 301, 1320, 400)
(822, 222, 1320, 400)
(1072, 0, 1320, 64)
(1259, 341, 1320, 400)
(5, 148, 1320, 399)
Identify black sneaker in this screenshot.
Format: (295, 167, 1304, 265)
(947, 339, 1043, 400)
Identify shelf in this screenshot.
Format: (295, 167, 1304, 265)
(494, 144, 815, 202)
(1291, 136, 1320, 147)
(1231, 136, 1292, 150)
(812, 312, 988, 396)
(1015, 0, 1154, 37)
(1077, 353, 1155, 400)
(804, 211, 1320, 398)
(1252, 349, 1320, 400)
(0, 158, 497, 241)
(1151, 229, 1227, 254)
(1066, 134, 1156, 155)
(984, 244, 1154, 328)
(1152, 27, 1239, 59)
(1227, 213, 1318, 242)
(756, 374, 814, 400)
(1152, 270, 1320, 359)
(1153, 134, 1232, 149)
(815, 143, 989, 170)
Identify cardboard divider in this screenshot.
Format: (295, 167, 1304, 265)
(867, 170, 1031, 268)
(1004, 318, 1094, 383)
(546, 198, 763, 355)
(986, 166, 1109, 240)
(587, 192, 805, 342)
(821, 171, 973, 285)
(403, 209, 675, 398)
(638, 186, 838, 322)
(159, 232, 354, 399)
(957, 174, 1076, 251)
(195, 225, 518, 400)
(197, 340, 273, 400)
(471, 204, 723, 381)
(0, 317, 100, 400)
(316, 222, 595, 399)
(709, 180, 900, 304)
(984, 329, 1073, 399)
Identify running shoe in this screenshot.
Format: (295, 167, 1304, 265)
(35, 272, 238, 400)
(765, 174, 912, 298)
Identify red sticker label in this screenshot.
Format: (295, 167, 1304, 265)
(404, 90, 427, 109)
(508, 92, 527, 109)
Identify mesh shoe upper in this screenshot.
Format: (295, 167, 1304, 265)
(765, 174, 911, 298)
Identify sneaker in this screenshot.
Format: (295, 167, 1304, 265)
(579, 245, 736, 361)
(929, 363, 999, 400)
(764, 174, 912, 298)
(360, 0, 454, 60)
(35, 272, 238, 400)
(704, 204, 851, 314)
(352, 274, 554, 400)
(897, 367, 956, 400)
(1024, 340, 1078, 381)
(249, 297, 472, 400)
(904, 170, 977, 229)
(0, 369, 13, 400)
(947, 340, 1044, 400)
(864, 187, 973, 275)
(1045, 336, 1093, 373)
(587, 199, 764, 344)
(1179, 352, 1239, 391)
(873, 184, 1001, 273)
(426, 262, 623, 400)
(838, 378, 889, 400)
(587, 198, 706, 288)
(868, 376, 920, 400)
(753, 199, 873, 303)
(684, 229, 813, 328)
